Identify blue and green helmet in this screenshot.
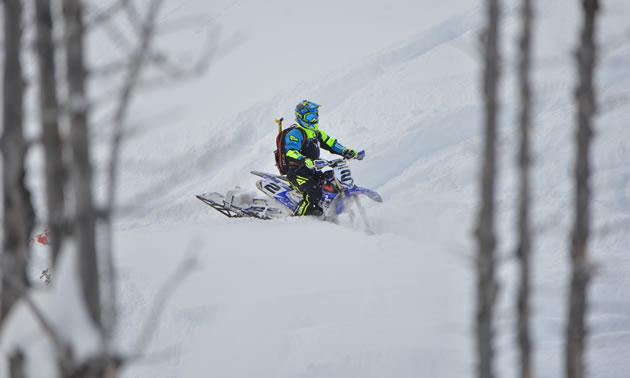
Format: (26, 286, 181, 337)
(295, 100, 321, 132)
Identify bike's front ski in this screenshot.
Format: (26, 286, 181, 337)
(196, 191, 287, 220)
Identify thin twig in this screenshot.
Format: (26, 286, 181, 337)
(84, 1, 125, 31)
(100, 14, 134, 53)
(0, 257, 71, 370)
(122, 0, 142, 35)
(102, 0, 165, 347)
(133, 252, 198, 354)
(107, 0, 165, 211)
(155, 13, 212, 35)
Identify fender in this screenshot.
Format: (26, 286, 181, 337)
(346, 187, 383, 202)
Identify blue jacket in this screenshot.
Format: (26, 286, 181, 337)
(284, 125, 347, 165)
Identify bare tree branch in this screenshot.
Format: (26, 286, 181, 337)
(475, 0, 501, 377)
(91, 22, 218, 108)
(122, 0, 142, 35)
(514, 0, 534, 377)
(101, 0, 166, 347)
(124, 345, 182, 367)
(148, 33, 217, 80)
(154, 13, 212, 35)
(0, 256, 71, 372)
(100, 14, 134, 53)
(35, 0, 67, 266)
(84, 0, 126, 31)
(566, 1, 600, 377)
(104, 27, 218, 94)
(1, 0, 36, 326)
(63, 0, 102, 333)
(133, 252, 198, 355)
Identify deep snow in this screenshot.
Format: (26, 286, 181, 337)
(2, 0, 630, 377)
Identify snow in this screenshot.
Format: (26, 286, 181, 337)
(3, 0, 630, 377)
(113, 219, 473, 378)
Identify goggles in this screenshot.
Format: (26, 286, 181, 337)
(303, 111, 319, 123)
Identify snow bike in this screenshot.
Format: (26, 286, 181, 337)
(196, 150, 382, 221)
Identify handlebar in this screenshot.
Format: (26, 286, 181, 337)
(314, 150, 365, 170)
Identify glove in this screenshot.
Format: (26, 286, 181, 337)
(304, 159, 326, 170)
(342, 148, 357, 159)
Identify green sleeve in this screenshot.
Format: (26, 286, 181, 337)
(286, 149, 305, 160)
(318, 129, 346, 155)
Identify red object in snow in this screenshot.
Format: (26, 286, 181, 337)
(36, 231, 50, 245)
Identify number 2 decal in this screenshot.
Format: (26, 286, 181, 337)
(340, 169, 352, 183)
(264, 182, 281, 194)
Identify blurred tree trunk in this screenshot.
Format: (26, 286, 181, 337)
(9, 350, 25, 378)
(35, 0, 67, 266)
(1, 0, 201, 375)
(475, 0, 500, 377)
(566, 1, 599, 377)
(515, 0, 533, 377)
(62, 0, 102, 333)
(1, 0, 35, 325)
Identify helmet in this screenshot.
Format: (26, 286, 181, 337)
(295, 100, 320, 132)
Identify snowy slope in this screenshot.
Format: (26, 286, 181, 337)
(113, 0, 630, 377)
(3, 0, 630, 377)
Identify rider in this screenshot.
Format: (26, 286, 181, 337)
(284, 100, 359, 216)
